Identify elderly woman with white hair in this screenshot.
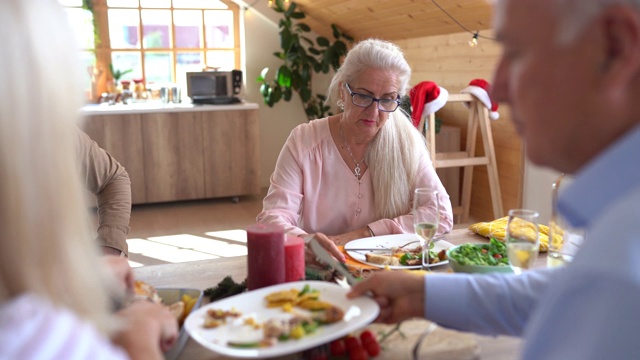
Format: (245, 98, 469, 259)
(257, 39, 453, 260)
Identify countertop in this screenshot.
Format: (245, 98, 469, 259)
(80, 101, 259, 116)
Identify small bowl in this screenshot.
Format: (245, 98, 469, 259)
(157, 288, 204, 360)
(446, 244, 514, 274)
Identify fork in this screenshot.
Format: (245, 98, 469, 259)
(349, 233, 450, 252)
(391, 233, 450, 251)
(310, 237, 360, 286)
(335, 276, 351, 290)
(412, 322, 438, 360)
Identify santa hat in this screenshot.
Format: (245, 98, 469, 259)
(409, 81, 449, 128)
(460, 79, 499, 120)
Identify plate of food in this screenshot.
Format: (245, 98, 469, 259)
(133, 281, 204, 360)
(184, 281, 379, 359)
(344, 234, 453, 269)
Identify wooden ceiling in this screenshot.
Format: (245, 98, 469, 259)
(291, 0, 494, 41)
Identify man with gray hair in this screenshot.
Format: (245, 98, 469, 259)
(348, 1, 640, 358)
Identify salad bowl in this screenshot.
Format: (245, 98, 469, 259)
(446, 239, 514, 274)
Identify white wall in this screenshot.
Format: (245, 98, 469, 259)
(236, 1, 335, 188)
(523, 158, 562, 225)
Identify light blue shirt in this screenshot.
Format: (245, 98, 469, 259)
(425, 125, 640, 359)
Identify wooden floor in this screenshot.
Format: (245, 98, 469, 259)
(124, 188, 472, 267)
(126, 189, 267, 267)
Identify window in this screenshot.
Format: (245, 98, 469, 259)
(60, 0, 240, 100)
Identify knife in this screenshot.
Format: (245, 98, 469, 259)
(309, 237, 360, 286)
(345, 248, 395, 252)
(345, 234, 449, 253)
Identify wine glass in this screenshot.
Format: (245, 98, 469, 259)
(506, 209, 540, 275)
(413, 188, 440, 270)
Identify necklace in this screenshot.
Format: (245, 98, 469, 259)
(339, 122, 367, 179)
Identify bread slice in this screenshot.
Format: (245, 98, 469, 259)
(365, 252, 400, 266)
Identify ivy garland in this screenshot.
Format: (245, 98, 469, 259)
(81, 0, 100, 48)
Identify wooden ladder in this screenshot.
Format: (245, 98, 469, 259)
(418, 93, 504, 222)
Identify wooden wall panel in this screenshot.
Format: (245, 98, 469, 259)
(141, 112, 205, 203)
(203, 110, 261, 198)
(396, 31, 524, 222)
(82, 114, 147, 204)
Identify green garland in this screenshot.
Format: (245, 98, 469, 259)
(204, 276, 247, 302)
(82, 0, 100, 48)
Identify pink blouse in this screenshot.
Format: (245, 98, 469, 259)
(0, 294, 128, 360)
(257, 117, 453, 237)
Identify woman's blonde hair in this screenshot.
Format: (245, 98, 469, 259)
(326, 39, 427, 219)
(0, 0, 115, 334)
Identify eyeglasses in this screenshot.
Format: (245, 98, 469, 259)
(345, 83, 400, 112)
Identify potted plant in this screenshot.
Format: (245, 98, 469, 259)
(109, 63, 133, 86)
(256, 0, 353, 121)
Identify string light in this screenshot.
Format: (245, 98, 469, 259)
(431, 0, 495, 46)
(268, 0, 289, 8)
(469, 32, 479, 47)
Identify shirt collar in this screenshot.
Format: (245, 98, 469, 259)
(558, 124, 640, 228)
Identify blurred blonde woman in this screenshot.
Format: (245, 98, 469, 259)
(0, 0, 177, 359)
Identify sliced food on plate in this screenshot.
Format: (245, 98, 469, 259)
(365, 252, 400, 266)
(364, 244, 447, 267)
(183, 281, 380, 358)
(345, 234, 453, 269)
(201, 284, 344, 348)
(133, 280, 199, 324)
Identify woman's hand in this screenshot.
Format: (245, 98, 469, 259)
(347, 271, 425, 324)
(113, 300, 179, 359)
(303, 233, 346, 264)
(328, 227, 371, 246)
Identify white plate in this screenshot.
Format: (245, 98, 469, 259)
(344, 233, 453, 269)
(184, 281, 379, 359)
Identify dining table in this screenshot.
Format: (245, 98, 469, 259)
(135, 228, 548, 360)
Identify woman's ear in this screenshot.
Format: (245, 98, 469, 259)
(600, 6, 640, 87)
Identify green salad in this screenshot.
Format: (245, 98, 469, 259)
(449, 238, 509, 266)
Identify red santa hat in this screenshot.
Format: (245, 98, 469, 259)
(409, 81, 449, 128)
(460, 79, 499, 120)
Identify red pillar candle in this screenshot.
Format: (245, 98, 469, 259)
(284, 236, 305, 282)
(246, 223, 285, 291)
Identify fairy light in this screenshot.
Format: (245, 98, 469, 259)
(469, 32, 479, 47)
(268, 0, 288, 7)
(431, 0, 495, 47)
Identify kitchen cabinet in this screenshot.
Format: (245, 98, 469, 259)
(81, 103, 260, 204)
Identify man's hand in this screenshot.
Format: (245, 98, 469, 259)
(103, 256, 134, 295)
(347, 271, 425, 324)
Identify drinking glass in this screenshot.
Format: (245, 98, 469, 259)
(413, 188, 440, 270)
(506, 209, 540, 275)
(547, 174, 584, 267)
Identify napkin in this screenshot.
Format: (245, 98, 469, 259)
(468, 216, 562, 252)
